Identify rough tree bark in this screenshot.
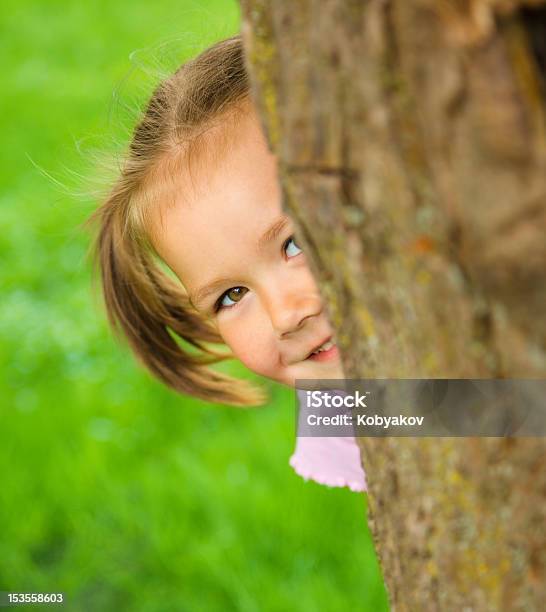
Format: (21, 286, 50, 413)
(240, 1, 546, 610)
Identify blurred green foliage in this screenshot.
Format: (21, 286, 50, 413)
(0, 1, 388, 610)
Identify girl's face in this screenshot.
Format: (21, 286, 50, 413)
(150, 106, 344, 388)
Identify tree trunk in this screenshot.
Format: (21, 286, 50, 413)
(240, 1, 546, 610)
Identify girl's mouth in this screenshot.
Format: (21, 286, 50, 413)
(306, 339, 339, 362)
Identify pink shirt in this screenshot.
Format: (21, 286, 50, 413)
(289, 389, 368, 492)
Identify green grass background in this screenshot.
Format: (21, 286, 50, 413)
(0, 1, 388, 610)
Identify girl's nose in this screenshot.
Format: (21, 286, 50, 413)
(266, 276, 323, 338)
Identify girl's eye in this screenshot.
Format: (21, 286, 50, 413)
(215, 286, 248, 311)
(214, 236, 302, 313)
(284, 236, 303, 258)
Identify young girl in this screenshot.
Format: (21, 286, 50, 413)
(86, 35, 367, 493)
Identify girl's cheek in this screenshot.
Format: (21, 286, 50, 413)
(217, 306, 279, 379)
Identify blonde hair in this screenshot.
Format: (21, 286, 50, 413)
(84, 35, 268, 407)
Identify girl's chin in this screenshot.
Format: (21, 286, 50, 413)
(275, 354, 346, 388)
(298, 355, 345, 380)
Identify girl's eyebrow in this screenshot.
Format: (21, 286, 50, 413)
(189, 215, 290, 309)
(257, 215, 289, 249)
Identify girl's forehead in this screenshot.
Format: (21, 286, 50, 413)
(148, 109, 283, 279)
(180, 108, 273, 199)
(176, 131, 281, 232)
(147, 107, 276, 238)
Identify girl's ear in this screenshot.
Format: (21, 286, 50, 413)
(85, 198, 268, 408)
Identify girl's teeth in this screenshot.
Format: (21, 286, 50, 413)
(313, 340, 334, 354)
